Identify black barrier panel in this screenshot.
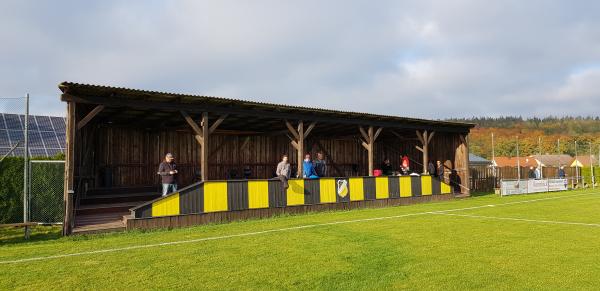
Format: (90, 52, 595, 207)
(411, 176, 422, 197)
(335, 178, 351, 203)
(227, 181, 249, 211)
(388, 177, 400, 198)
(268, 179, 287, 207)
(304, 179, 321, 205)
(432, 177, 441, 195)
(180, 185, 204, 214)
(363, 177, 376, 200)
(135, 204, 153, 218)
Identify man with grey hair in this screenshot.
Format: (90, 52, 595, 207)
(158, 153, 178, 196)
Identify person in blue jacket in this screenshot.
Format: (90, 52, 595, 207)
(302, 153, 318, 178)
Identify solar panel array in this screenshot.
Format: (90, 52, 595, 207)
(0, 113, 66, 158)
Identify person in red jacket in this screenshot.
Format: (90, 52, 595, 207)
(400, 155, 410, 175)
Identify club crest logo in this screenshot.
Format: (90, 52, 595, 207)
(337, 179, 348, 198)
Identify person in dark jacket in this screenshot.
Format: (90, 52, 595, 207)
(427, 161, 435, 175)
(381, 158, 393, 176)
(314, 152, 328, 177)
(528, 166, 536, 179)
(158, 153, 178, 196)
(436, 160, 445, 181)
(558, 166, 566, 178)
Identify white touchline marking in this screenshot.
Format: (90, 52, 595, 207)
(1, 191, 598, 265)
(432, 212, 600, 227)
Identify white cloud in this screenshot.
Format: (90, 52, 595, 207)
(0, 0, 599, 118)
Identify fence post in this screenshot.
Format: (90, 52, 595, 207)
(23, 93, 30, 239)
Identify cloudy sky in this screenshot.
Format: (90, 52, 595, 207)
(1, 0, 599, 118)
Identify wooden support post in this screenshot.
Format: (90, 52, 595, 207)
(359, 126, 382, 176)
(416, 130, 435, 174)
(285, 120, 316, 177)
(368, 126, 374, 175)
(297, 121, 304, 177)
(200, 113, 209, 181)
(460, 134, 471, 195)
(180, 111, 226, 181)
(63, 102, 76, 235)
(76, 105, 104, 130)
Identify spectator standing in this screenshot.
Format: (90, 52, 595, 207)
(157, 153, 178, 196)
(314, 152, 328, 177)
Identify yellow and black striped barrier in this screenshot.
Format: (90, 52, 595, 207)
(132, 175, 453, 218)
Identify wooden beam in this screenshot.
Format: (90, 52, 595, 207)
(359, 126, 369, 141)
(374, 127, 383, 141)
(361, 141, 370, 150)
(368, 126, 374, 176)
(390, 129, 403, 139)
(421, 130, 429, 174)
(416, 130, 424, 144)
(240, 136, 250, 150)
(291, 140, 300, 151)
(304, 121, 317, 138)
(297, 121, 304, 177)
(180, 110, 203, 138)
(285, 120, 300, 140)
(427, 131, 435, 144)
(209, 114, 228, 134)
(200, 112, 209, 181)
(63, 102, 76, 235)
(76, 105, 104, 130)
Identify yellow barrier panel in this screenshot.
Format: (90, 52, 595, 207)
(319, 178, 337, 203)
(152, 192, 180, 217)
(204, 182, 228, 212)
(248, 180, 269, 209)
(421, 176, 433, 196)
(399, 176, 412, 197)
(349, 178, 365, 201)
(287, 179, 305, 206)
(441, 181, 452, 194)
(375, 177, 389, 199)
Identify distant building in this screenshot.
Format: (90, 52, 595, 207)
(570, 155, 598, 167)
(492, 156, 538, 167)
(469, 153, 492, 166)
(530, 154, 573, 167)
(0, 113, 66, 158)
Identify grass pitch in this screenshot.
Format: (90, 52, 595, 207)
(1, 189, 600, 290)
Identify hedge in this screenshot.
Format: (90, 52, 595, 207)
(0, 154, 64, 224)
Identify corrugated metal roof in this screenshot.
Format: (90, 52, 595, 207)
(58, 82, 475, 130)
(469, 153, 491, 163)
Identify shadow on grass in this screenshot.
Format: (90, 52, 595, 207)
(0, 225, 62, 245)
(470, 191, 495, 197)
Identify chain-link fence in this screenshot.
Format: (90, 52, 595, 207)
(29, 160, 64, 223)
(0, 96, 26, 224)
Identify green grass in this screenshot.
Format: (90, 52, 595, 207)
(1, 189, 600, 290)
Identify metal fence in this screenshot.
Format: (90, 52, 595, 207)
(28, 160, 64, 223)
(470, 165, 592, 193)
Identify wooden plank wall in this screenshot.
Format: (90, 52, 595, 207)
(79, 126, 467, 192)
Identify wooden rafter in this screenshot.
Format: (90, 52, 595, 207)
(209, 114, 228, 134)
(76, 105, 105, 130)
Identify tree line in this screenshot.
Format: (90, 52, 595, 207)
(446, 116, 600, 159)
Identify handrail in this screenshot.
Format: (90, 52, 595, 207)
(130, 180, 205, 211)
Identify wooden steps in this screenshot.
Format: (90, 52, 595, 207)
(73, 212, 127, 234)
(72, 187, 161, 235)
